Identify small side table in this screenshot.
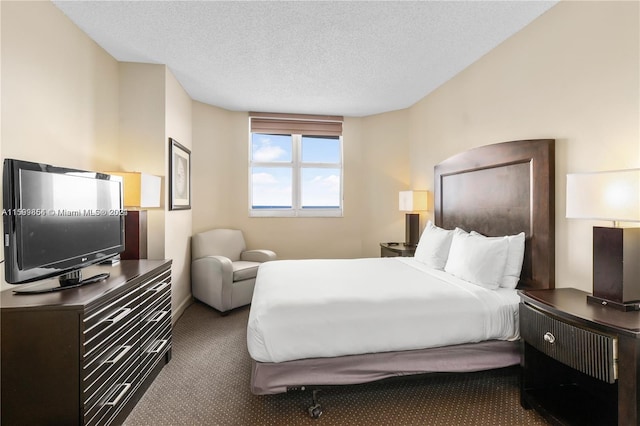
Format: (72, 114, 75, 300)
(519, 288, 640, 426)
(380, 242, 416, 257)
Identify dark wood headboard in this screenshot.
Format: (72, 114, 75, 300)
(434, 139, 555, 290)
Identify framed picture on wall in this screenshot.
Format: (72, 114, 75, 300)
(169, 138, 191, 210)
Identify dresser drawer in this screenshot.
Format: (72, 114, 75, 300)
(83, 330, 139, 407)
(141, 299, 171, 345)
(83, 312, 139, 368)
(140, 329, 171, 383)
(520, 303, 618, 383)
(84, 287, 141, 354)
(139, 270, 171, 306)
(84, 359, 139, 426)
(140, 302, 171, 381)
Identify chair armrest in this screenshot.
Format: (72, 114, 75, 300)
(191, 255, 234, 311)
(241, 249, 277, 263)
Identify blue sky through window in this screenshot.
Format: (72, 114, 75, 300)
(251, 133, 341, 209)
(252, 134, 291, 162)
(251, 166, 292, 208)
(302, 136, 341, 163)
(301, 168, 341, 208)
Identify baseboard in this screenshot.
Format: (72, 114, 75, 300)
(172, 294, 194, 325)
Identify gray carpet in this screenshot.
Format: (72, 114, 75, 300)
(124, 302, 549, 425)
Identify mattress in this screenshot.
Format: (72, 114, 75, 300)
(247, 257, 520, 363)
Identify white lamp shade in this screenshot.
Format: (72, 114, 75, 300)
(107, 171, 162, 208)
(566, 169, 640, 222)
(399, 190, 430, 212)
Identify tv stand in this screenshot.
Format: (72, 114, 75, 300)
(12, 271, 111, 295)
(1, 260, 172, 426)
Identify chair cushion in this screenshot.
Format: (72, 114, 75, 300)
(232, 261, 261, 282)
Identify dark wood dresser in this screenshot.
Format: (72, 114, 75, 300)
(519, 288, 640, 426)
(1, 259, 172, 426)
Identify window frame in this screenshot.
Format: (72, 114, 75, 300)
(249, 133, 344, 218)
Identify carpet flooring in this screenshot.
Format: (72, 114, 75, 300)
(123, 301, 550, 425)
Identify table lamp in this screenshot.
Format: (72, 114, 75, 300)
(107, 171, 162, 260)
(399, 190, 430, 246)
(566, 168, 640, 310)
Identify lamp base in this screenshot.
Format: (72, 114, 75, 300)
(405, 213, 420, 246)
(592, 227, 640, 310)
(121, 210, 148, 260)
(586, 294, 640, 311)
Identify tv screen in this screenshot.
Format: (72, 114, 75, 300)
(3, 159, 125, 290)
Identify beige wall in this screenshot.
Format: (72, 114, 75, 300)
(179, 0, 640, 288)
(233, 116, 370, 259)
(407, 0, 639, 292)
(1, 1, 120, 171)
(191, 111, 411, 259)
(118, 62, 167, 262)
(112, 62, 194, 319)
(1, 1, 120, 291)
(360, 110, 412, 256)
(2, 0, 638, 299)
(164, 69, 193, 317)
(191, 101, 236, 233)
(1, 3, 194, 316)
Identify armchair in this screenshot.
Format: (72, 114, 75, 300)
(191, 229, 276, 314)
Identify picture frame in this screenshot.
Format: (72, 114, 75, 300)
(169, 138, 191, 210)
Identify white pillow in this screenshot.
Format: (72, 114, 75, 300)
(413, 221, 454, 270)
(471, 231, 525, 289)
(444, 229, 509, 290)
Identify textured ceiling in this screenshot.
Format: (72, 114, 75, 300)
(52, 1, 558, 117)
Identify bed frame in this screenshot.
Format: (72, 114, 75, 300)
(250, 139, 555, 410)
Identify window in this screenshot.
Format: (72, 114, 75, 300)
(249, 113, 343, 217)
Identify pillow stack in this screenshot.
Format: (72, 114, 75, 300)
(414, 221, 525, 290)
(470, 231, 526, 289)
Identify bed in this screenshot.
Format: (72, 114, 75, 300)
(247, 139, 555, 399)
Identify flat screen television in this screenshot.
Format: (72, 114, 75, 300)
(3, 159, 125, 293)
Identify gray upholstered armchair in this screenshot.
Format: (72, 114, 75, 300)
(191, 229, 276, 314)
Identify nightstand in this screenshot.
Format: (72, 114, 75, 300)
(380, 242, 416, 257)
(519, 288, 640, 426)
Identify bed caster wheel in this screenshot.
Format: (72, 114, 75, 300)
(308, 403, 322, 419)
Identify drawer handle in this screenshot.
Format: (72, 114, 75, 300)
(101, 307, 132, 325)
(543, 332, 556, 344)
(147, 281, 170, 293)
(148, 339, 168, 354)
(148, 310, 168, 323)
(104, 383, 131, 407)
(104, 345, 133, 365)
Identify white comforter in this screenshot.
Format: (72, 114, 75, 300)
(247, 257, 520, 363)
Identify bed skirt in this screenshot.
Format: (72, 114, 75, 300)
(250, 340, 520, 395)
